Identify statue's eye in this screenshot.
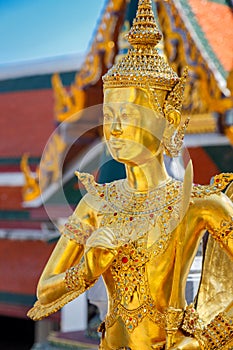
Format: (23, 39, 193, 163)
(104, 113, 112, 122)
(121, 113, 128, 120)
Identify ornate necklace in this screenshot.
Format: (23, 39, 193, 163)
(105, 177, 181, 214)
(99, 178, 183, 243)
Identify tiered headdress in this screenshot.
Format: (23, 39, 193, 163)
(103, 0, 181, 92)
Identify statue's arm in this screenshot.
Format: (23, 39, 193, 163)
(27, 194, 117, 320)
(180, 192, 233, 349)
(204, 192, 233, 260)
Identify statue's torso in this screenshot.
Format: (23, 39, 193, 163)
(77, 172, 233, 349)
(92, 178, 194, 349)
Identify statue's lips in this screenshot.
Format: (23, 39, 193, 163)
(109, 139, 125, 149)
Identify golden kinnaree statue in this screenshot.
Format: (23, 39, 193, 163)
(27, 1, 233, 349)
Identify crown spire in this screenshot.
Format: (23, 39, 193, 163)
(127, 0, 162, 49)
(102, 0, 180, 91)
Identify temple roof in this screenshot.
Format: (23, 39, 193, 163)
(187, 0, 233, 74)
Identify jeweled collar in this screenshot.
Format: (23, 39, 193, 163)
(75, 171, 183, 215)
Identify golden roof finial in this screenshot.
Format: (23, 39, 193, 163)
(20, 153, 40, 202)
(103, 0, 179, 91)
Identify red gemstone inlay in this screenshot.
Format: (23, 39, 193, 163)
(122, 257, 128, 264)
(168, 206, 172, 211)
(100, 193, 104, 197)
(114, 212, 117, 216)
(130, 217, 133, 221)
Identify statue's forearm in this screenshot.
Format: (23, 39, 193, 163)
(36, 236, 84, 305)
(37, 243, 117, 306)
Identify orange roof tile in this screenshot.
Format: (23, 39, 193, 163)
(188, 0, 233, 72)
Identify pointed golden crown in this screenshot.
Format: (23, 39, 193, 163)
(102, 0, 179, 91)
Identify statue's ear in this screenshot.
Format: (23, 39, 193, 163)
(163, 66, 188, 126)
(164, 102, 181, 128)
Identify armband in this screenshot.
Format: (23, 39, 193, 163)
(194, 312, 233, 350)
(211, 218, 233, 246)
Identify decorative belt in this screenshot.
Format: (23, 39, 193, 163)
(99, 345, 131, 350)
(151, 342, 166, 350)
(99, 345, 165, 350)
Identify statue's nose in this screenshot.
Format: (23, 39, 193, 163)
(111, 119, 122, 136)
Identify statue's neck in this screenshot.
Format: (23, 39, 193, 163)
(124, 153, 169, 192)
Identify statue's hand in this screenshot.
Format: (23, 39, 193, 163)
(84, 227, 119, 279)
(85, 227, 119, 252)
(169, 336, 200, 350)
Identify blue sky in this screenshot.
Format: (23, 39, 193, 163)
(0, 0, 106, 64)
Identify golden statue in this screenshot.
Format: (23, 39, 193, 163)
(28, 1, 233, 349)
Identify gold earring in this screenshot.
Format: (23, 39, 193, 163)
(163, 117, 190, 158)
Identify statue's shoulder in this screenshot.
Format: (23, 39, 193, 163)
(75, 171, 116, 201)
(191, 173, 233, 199)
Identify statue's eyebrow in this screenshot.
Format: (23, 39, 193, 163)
(103, 105, 114, 113)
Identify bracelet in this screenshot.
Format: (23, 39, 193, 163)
(194, 312, 233, 350)
(64, 263, 87, 292)
(182, 303, 204, 335)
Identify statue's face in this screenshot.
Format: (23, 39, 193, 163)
(103, 87, 166, 165)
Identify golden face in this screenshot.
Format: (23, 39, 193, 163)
(103, 87, 166, 166)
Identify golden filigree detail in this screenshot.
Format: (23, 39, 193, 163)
(165, 66, 188, 114)
(194, 312, 233, 350)
(76, 171, 184, 333)
(65, 262, 88, 292)
(106, 238, 167, 332)
(182, 303, 203, 335)
(191, 173, 233, 198)
(163, 117, 190, 157)
(103, 0, 180, 92)
(165, 307, 184, 348)
(62, 216, 94, 245)
(211, 218, 233, 246)
(64, 261, 96, 293)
